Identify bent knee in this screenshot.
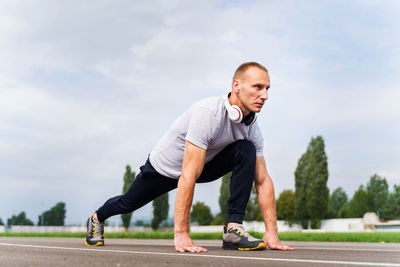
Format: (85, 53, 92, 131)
(232, 140, 256, 162)
(235, 140, 256, 154)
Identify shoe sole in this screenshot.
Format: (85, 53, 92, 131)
(84, 238, 104, 247)
(238, 242, 266, 250)
(223, 242, 266, 250)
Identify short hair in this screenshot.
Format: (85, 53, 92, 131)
(233, 62, 268, 81)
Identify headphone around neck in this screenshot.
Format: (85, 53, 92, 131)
(224, 93, 257, 126)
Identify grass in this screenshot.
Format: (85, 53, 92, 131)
(1, 232, 399, 243)
(270, 232, 400, 243)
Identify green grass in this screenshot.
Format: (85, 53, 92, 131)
(0, 232, 85, 238)
(275, 232, 400, 243)
(1, 232, 399, 243)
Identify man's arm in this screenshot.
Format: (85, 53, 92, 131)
(255, 156, 294, 250)
(174, 141, 208, 253)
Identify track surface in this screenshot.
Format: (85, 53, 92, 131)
(1, 237, 400, 266)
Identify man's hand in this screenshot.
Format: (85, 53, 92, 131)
(174, 232, 208, 253)
(263, 232, 294, 251)
(254, 157, 294, 251)
(173, 141, 207, 253)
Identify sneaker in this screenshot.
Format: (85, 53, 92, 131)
(222, 224, 266, 250)
(84, 215, 105, 246)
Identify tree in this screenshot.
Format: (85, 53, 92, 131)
(276, 190, 295, 224)
(347, 185, 373, 218)
(338, 202, 350, 218)
(121, 165, 136, 231)
(38, 202, 66, 226)
(7, 212, 34, 226)
(218, 172, 231, 223)
(366, 174, 389, 218)
(294, 151, 309, 228)
(134, 220, 144, 226)
(151, 193, 169, 230)
(210, 213, 224, 225)
(382, 184, 400, 220)
(328, 187, 348, 218)
(190, 201, 214, 225)
(0, 218, 4, 225)
(243, 185, 263, 221)
(294, 136, 329, 229)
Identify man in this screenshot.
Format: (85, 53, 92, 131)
(85, 62, 294, 252)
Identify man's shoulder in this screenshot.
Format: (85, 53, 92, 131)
(191, 95, 224, 115)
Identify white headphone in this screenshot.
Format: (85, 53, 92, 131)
(224, 93, 257, 126)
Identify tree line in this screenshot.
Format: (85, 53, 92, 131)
(278, 136, 400, 228)
(1, 202, 66, 226)
(122, 136, 399, 228)
(3, 137, 397, 229)
(189, 136, 399, 228)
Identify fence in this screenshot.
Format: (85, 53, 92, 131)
(2, 216, 399, 233)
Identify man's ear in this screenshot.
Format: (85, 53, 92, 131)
(232, 79, 240, 93)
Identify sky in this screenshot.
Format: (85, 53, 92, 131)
(0, 0, 399, 226)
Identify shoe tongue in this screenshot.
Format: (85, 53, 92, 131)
(230, 224, 245, 233)
(235, 224, 245, 231)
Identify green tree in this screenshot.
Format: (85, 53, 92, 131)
(134, 220, 144, 226)
(347, 185, 373, 218)
(243, 185, 263, 221)
(121, 165, 136, 231)
(366, 174, 389, 218)
(7, 212, 34, 226)
(218, 172, 231, 223)
(382, 184, 400, 220)
(276, 189, 295, 224)
(294, 152, 309, 228)
(210, 213, 224, 225)
(190, 201, 214, 225)
(338, 202, 350, 218)
(151, 193, 169, 230)
(295, 136, 329, 229)
(38, 202, 66, 226)
(328, 187, 348, 218)
(0, 217, 4, 225)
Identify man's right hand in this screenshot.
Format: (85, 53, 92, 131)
(174, 141, 207, 253)
(174, 232, 208, 253)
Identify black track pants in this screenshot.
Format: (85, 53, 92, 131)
(96, 140, 256, 224)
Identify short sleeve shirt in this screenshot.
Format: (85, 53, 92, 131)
(149, 95, 264, 178)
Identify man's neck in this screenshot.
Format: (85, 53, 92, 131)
(229, 93, 250, 117)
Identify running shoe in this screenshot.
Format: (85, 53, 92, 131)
(84, 215, 104, 246)
(222, 224, 266, 250)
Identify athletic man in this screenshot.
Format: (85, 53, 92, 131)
(85, 62, 294, 252)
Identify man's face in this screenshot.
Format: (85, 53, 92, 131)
(233, 67, 270, 115)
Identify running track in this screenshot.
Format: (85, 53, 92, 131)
(1, 237, 399, 266)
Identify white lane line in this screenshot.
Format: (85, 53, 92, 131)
(0, 242, 399, 267)
(299, 247, 400, 253)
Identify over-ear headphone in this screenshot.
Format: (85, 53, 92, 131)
(224, 93, 257, 126)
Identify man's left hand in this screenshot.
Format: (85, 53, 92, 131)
(263, 232, 295, 251)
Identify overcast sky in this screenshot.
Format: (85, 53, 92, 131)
(1, 0, 399, 226)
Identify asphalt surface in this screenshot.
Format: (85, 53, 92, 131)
(0, 237, 400, 267)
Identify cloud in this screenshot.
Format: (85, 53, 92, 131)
(0, 0, 399, 224)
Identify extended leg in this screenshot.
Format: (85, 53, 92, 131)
(85, 159, 177, 246)
(96, 159, 178, 222)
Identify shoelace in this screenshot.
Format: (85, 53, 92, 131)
(235, 229, 250, 238)
(92, 220, 104, 236)
(231, 225, 250, 238)
(230, 225, 262, 243)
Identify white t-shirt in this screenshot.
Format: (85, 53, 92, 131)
(149, 95, 264, 179)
